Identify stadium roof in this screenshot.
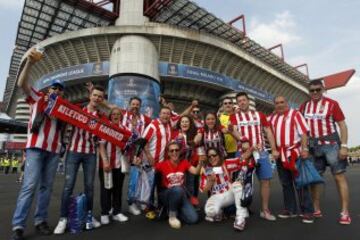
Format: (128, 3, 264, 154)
(5, 0, 334, 111)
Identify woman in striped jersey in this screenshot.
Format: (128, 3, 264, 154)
(194, 112, 226, 158)
(200, 148, 250, 231)
(98, 108, 130, 225)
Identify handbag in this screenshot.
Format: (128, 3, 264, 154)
(295, 159, 324, 189)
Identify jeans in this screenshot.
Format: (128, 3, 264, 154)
(60, 151, 97, 218)
(185, 172, 199, 197)
(12, 148, 60, 230)
(99, 168, 125, 215)
(276, 159, 314, 214)
(312, 144, 347, 175)
(159, 186, 198, 224)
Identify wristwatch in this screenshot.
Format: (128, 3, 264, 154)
(341, 144, 348, 148)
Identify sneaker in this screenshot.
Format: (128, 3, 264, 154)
(35, 222, 52, 235)
(11, 229, 24, 240)
(101, 215, 110, 225)
(313, 210, 323, 218)
(233, 217, 246, 231)
(205, 215, 214, 222)
(260, 210, 276, 221)
(86, 217, 101, 230)
(339, 213, 351, 225)
(302, 214, 314, 224)
(54, 218, 67, 235)
(112, 213, 129, 222)
(128, 204, 141, 216)
(277, 210, 297, 219)
(168, 217, 181, 229)
(190, 196, 199, 206)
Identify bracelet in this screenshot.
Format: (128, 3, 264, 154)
(302, 147, 309, 151)
(341, 144, 348, 148)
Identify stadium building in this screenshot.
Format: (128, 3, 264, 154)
(2, 0, 355, 148)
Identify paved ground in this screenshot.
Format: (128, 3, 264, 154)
(0, 165, 359, 240)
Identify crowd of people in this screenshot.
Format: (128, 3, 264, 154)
(10, 48, 352, 240)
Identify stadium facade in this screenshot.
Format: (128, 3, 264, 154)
(3, 0, 316, 145)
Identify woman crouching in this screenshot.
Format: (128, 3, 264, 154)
(155, 141, 204, 229)
(201, 147, 255, 231)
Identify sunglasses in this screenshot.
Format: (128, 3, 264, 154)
(223, 102, 233, 105)
(309, 88, 322, 93)
(208, 154, 218, 158)
(192, 111, 200, 114)
(51, 86, 64, 91)
(169, 149, 180, 153)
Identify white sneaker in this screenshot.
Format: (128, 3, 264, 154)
(233, 217, 246, 231)
(168, 217, 181, 229)
(92, 217, 101, 228)
(128, 204, 141, 216)
(101, 215, 110, 225)
(113, 213, 129, 222)
(54, 218, 67, 235)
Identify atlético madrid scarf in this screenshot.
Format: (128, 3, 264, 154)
(45, 94, 132, 149)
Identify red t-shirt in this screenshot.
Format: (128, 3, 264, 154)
(155, 160, 191, 189)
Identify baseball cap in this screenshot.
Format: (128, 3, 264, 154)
(50, 79, 65, 89)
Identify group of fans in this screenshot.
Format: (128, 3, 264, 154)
(10, 48, 352, 240)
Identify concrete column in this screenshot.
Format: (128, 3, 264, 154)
(115, 0, 149, 26)
(108, 35, 160, 118)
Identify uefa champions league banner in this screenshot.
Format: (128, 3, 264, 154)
(108, 76, 161, 119)
(45, 94, 133, 149)
(160, 62, 274, 102)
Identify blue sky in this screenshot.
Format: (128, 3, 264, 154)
(0, 0, 359, 146)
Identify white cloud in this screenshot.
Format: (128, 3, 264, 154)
(0, 0, 24, 10)
(326, 74, 360, 147)
(249, 11, 301, 49)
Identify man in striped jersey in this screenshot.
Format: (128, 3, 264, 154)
(230, 92, 279, 221)
(299, 79, 351, 224)
(269, 96, 314, 223)
(142, 106, 173, 164)
(12, 48, 66, 240)
(54, 85, 105, 234)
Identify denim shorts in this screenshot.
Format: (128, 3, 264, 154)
(311, 144, 347, 175)
(255, 151, 273, 180)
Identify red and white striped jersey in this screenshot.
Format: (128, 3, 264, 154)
(267, 109, 309, 148)
(122, 111, 151, 135)
(142, 119, 172, 163)
(299, 97, 345, 145)
(198, 128, 224, 152)
(99, 141, 122, 169)
(69, 107, 101, 154)
(26, 88, 62, 153)
(230, 110, 269, 149)
(200, 165, 230, 195)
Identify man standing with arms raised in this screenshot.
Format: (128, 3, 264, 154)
(54, 85, 105, 234)
(11, 48, 65, 240)
(300, 79, 351, 224)
(229, 92, 279, 221)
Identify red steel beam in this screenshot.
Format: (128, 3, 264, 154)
(294, 63, 309, 77)
(228, 14, 246, 36)
(268, 43, 284, 61)
(144, 0, 172, 18)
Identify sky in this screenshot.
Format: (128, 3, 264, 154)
(0, 0, 359, 146)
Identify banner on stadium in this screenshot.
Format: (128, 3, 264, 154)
(35, 62, 109, 90)
(45, 95, 132, 149)
(108, 75, 160, 119)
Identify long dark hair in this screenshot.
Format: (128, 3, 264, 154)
(204, 112, 221, 132)
(175, 115, 197, 142)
